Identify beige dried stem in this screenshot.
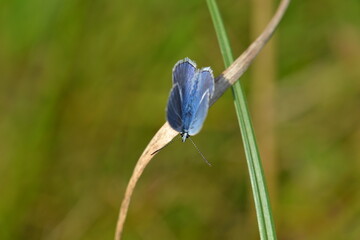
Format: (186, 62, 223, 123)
(115, 0, 290, 239)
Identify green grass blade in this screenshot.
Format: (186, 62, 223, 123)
(206, 0, 277, 239)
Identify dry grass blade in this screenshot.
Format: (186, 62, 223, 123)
(114, 122, 177, 239)
(114, 0, 290, 239)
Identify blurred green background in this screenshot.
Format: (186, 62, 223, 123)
(1, 0, 360, 239)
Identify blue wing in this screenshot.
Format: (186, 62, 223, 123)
(172, 58, 197, 94)
(168, 58, 196, 133)
(186, 68, 214, 135)
(188, 90, 210, 135)
(166, 84, 183, 132)
(197, 67, 215, 98)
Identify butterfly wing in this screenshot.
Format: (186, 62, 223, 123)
(166, 84, 183, 132)
(167, 58, 197, 133)
(172, 58, 197, 94)
(188, 90, 210, 135)
(197, 67, 215, 97)
(187, 68, 215, 135)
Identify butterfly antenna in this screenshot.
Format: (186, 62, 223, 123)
(188, 136, 212, 166)
(151, 135, 181, 155)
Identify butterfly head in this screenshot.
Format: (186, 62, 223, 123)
(181, 132, 189, 142)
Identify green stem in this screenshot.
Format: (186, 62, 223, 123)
(206, 0, 277, 239)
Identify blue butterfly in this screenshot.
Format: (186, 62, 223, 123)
(151, 58, 214, 165)
(167, 57, 215, 142)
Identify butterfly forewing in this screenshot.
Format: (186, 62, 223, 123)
(197, 68, 215, 97)
(172, 58, 197, 93)
(188, 90, 210, 135)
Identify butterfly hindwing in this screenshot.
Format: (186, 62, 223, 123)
(166, 84, 183, 132)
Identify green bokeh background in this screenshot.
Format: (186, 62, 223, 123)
(1, 0, 360, 239)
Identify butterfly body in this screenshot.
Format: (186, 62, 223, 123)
(166, 58, 215, 141)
